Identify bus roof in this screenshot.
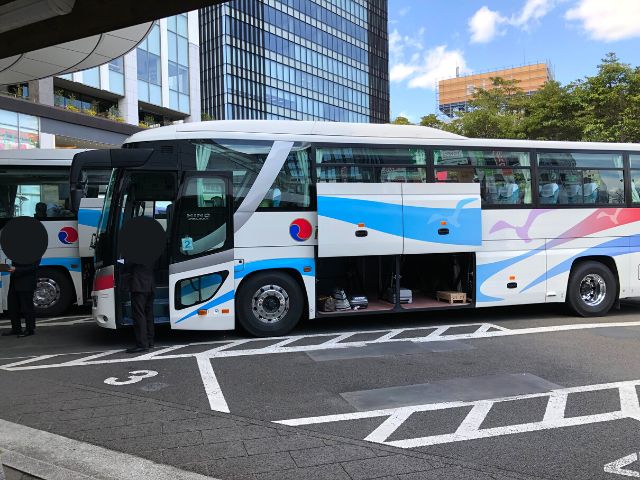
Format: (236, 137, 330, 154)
(124, 120, 640, 152)
(0, 148, 88, 166)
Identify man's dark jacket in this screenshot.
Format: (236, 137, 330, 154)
(10, 263, 38, 292)
(125, 263, 155, 293)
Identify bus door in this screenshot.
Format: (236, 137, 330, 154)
(115, 170, 177, 325)
(168, 172, 234, 330)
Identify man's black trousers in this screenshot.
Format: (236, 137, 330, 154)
(131, 292, 155, 349)
(8, 286, 35, 333)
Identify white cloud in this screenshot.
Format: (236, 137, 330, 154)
(513, 0, 555, 26)
(390, 63, 418, 82)
(469, 6, 506, 43)
(398, 6, 410, 17)
(566, 0, 640, 41)
(469, 0, 555, 43)
(389, 26, 469, 90)
(408, 46, 470, 88)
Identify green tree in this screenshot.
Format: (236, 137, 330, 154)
(391, 116, 412, 125)
(419, 114, 445, 128)
(448, 77, 527, 139)
(520, 80, 582, 141)
(571, 53, 637, 142)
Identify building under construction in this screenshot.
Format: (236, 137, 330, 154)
(438, 63, 552, 117)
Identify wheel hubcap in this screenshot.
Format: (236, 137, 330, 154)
(34, 277, 61, 309)
(251, 285, 289, 324)
(579, 273, 606, 307)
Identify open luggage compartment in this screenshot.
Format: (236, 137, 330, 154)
(399, 253, 474, 309)
(316, 256, 396, 315)
(315, 253, 474, 315)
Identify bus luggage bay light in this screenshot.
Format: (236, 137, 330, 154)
(77, 121, 640, 336)
(0, 149, 108, 316)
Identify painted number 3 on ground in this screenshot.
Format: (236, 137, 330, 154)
(104, 370, 158, 386)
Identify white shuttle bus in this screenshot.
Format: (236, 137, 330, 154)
(75, 121, 640, 336)
(0, 149, 108, 316)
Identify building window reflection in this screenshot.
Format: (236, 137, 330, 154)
(0, 109, 39, 150)
(137, 23, 162, 105)
(168, 13, 190, 113)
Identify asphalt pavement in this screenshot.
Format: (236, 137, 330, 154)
(1, 302, 640, 479)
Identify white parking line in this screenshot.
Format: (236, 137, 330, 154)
(276, 379, 640, 448)
(196, 356, 230, 413)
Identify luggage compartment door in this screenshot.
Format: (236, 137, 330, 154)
(317, 183, 403, 257)
(402, 183, 482, 254)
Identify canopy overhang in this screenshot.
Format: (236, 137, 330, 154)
(0, 0, 228, 59)
(0, 22, 153, 85)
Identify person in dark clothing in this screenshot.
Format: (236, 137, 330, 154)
(34, 202, 47, 219)
(119, 216, 166, 354)
(125, 262, 156, 353)
(1, 262, 38, 337)
(0, 217, 47, 338)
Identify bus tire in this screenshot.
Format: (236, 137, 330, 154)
(34, 268, 74, 317)
(236, 271, 304, 337)
(566, 261, 616, 317)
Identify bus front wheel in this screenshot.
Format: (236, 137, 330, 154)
(34, 268, 74, 317)
(566, 261, 616, 317)
(237, 271, 304, 337)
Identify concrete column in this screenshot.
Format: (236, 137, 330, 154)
(159, 18, 170, 108)
(118, 50, 139, 125)
(39, 133, 56, 148)
(186, 10, 201, 123)
(187, 43, 201, 123)
(99, 64, 110, 91)
(28, 77, 54, 106)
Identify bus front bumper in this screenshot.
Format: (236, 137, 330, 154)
(92, 287, 117, 329)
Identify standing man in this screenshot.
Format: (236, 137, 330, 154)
(0, 217, 48, 337)
(119, 216, 166, 354)
(125, 260, 156, 353)
(2, 262, 38, 337)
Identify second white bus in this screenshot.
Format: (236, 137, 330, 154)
(0, 149, 108, 316)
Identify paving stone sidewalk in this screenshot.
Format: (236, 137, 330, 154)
(0, 372, 550, 480)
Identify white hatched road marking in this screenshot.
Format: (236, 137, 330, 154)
(605, 453, 640, 477)
(276, 379, 640, 448)
(0, 322, 509, 372)
(2, 320, 640, 372)
(0, 315, 93, 327)
(2, 319, 640, 418)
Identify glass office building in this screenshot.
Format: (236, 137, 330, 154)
(200, 0, 389, 123)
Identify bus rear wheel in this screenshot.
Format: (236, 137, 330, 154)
(566, 261, 616, 317)
(237, 271, 304, 337)
(34, 268, 74, 317)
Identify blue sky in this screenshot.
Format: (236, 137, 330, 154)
(388, 0, 640, 121)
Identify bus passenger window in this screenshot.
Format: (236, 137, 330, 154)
(316, 146, 427, 185)
(434, 149, 532, 206)
(0, 168, 76, 219)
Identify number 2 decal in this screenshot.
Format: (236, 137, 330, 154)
(104, 370, 158, 386)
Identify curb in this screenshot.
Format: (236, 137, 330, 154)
(2, 450, 78, 479)
(0, 420, 218, 480)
